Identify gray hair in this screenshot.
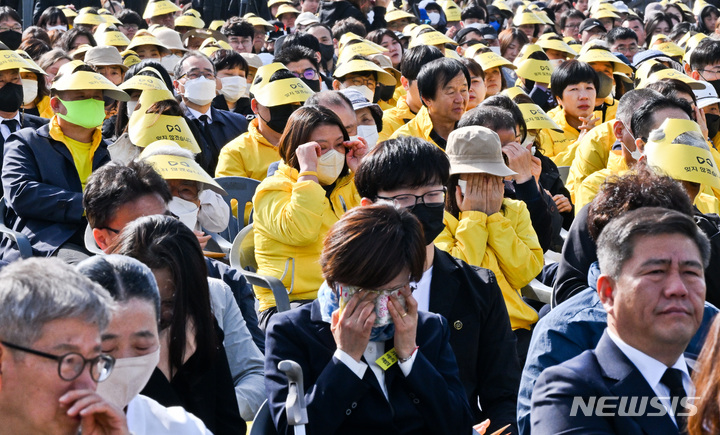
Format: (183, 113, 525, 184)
(306, 90, 354, 113)
(597, 207, 711, 280)
(616, 89, 662, 126)
(0, 258, 115, 348)
(76, 254, 161, 321)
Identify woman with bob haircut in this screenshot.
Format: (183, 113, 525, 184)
(253, 105, 366, 325)
(537, 59, 599, 166)
(264, 204, 475, 434)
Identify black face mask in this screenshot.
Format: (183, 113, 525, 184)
(0, 82, 23, 112)
(707, 113, 720, 140)
(410, 203, 445, 245)
(375, 83, 395, 102)
(300, 76, 321, 92)
(706, 79, 720, 99)
(319, 43, 334, 64)
(0, 30, 21, 50)
(260, 103, 299, 134)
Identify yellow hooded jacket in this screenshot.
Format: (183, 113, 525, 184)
(537, 106, 581, 166)
(252, 163, 360, 311)
(389, 106, 441, 148)
(565, 120, 616, 202)
(215, 118, 278, 181)
(434, 201, 543, 331)
(379, 95, 416, 142)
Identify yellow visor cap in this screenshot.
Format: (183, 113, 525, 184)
(143, 149, 227, 195)
(253, 77, 314, 107)
(475, 51, 515, 71)
(644, 118, 720, 189)
(129, 112, 201, 153)
(515, 59, 553, 82)
(0, 50, 34, 71)
(143, 0, 181, 19)
(120, 74, 168, 91)
(518, 103, 562, 132)
(334, 59, 397, 86)
(52, 70, 129, 101)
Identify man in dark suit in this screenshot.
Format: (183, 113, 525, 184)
(1, 67, 128, 263)
(173, 52, 248, 175)
(354, 136, 521, 435)
(531, 207, 710, 435)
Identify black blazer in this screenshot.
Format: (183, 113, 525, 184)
(531, 331, 682, 435)
(429, 248, 521, 434)
(181, 103, 249, 175)
(1, 124, 110, 261)
(264, 299, 475, 435)
(0, 112, 48, 157)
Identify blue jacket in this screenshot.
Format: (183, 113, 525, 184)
(181, 104, 248, 175)
(265, 299, 475, 435)
(530, 331, 685, 435)
(1, 124, 110, 261)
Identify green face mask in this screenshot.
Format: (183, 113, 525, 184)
(57, 97, 106, 129)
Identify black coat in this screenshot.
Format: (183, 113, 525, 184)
(318, 0, 387, 32)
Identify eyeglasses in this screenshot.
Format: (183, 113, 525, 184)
(120, 24, 139, 31)
(564, 23, 581, 30)
(346, 76, 377, 89)
(376, 187, 447, 210)
(291, 68, 318, 81)
(1, 341, 115, 382)
(0, 24, 22, 33)
(179, 71, 216, 81)
(699, 69, 720, 80)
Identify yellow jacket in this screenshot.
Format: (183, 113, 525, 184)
(252, 163, 360, 311)
(379, 95, 417, 143)
(574, 150, 629, 213)
(215, 118, 278, 181)
(565, 120, 616, 203)
(537, 106, 580, 167)
(390, 106, 441, 148)
(434, 202, 543, 331)
(593, 96, 617, 124)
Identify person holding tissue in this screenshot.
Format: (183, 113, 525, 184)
(264, 204, 474, 435)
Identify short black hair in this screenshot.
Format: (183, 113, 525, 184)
(400, 45, 445, 81)
(221, 17, 254, 39)
(644, 13, 674, 40)
(59, 27, 97, 53)
(606, 26, 638, 44)
(479, 94, 527, 139)
(280, 32, 321, 54)
(550, 59, 599, 99)
(417, 58, 470, 103)
(332, 17, 366, 39)
(461, 6, 487, 21)
(37, 6, 69, 29)
(690, 38, 720, 72)
(116, 9, 145, 29)
(557, 9, 586, 30)
(355, 136, 450, 199)
(83, 160, 172, 229)
(173, 51, 217, 81)
(645, 78, 696, 105)
(210, 49, 249, 75)
(459, 105, 516, 133)
(630, 96, 693, 141)
(0, 6, 21, 24)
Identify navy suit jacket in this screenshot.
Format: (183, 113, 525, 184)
(264, 299, 475, 435)
(1, 124, 110, 261)
(531, 331, 683, 435)
(429, 248, 520, 433)
(181, 103, 248, 175)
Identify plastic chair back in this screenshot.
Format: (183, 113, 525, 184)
(249, 400, 278, 435)
(215, 176, 261, 241)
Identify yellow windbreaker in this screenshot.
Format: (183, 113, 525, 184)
(565, 120, 616, 203)
(379, 95, 417, 143)
(574, 150, 630, 213)
(537, 106, 580, 167)
(434, 202, 543, 331)
(215, 118, 278, 181)
(252, 163, 360, 311)
(390, 106, 441, 148)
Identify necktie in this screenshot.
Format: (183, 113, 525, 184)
(661, 367, 689, 433)
(3, 118, 19, 133)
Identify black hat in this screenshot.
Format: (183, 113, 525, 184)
(579, 18, 604, 33)
(475, 23, 499, 39)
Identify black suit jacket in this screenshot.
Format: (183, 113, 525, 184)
(531, 331, 681, 435)
(181, 103, 249, 175)
(264, 299, 475, 435)
(429, 248, 520, 434)
(0, 112, 48, 157)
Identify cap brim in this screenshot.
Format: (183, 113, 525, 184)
(449, 161, 517, 177)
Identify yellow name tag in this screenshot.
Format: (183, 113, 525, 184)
(375, 348, 398, 371)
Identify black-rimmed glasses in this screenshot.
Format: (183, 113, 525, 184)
(376, 187, 447, 210)
(1, 341, 115, 382)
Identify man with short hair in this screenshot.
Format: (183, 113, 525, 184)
(531, 207, 709, 434)
(559, 9, 585, 39)
(606, 26, 639, 63)
(221, 17, 255, 54)
(0, 257, 128, 435)
(275, 45, 325, 92)
(173, 52, 249, 174)
(623, 16, 647, 47)
(142, 0, 179, 29)
(355, 136, 521, 435)
(379, 45, 445, 141)
(579, 18, 607, 45)
(318, 0, 389, 32)
(1, 66, 128, 263)
(390, 58, 469, 149)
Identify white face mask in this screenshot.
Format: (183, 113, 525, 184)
(489, 46, 502, 55)
(356, 124, 379, 150)
(96, 349, 160, 410)
(521, 133, 536, 149)
(427, 11, 441, 25)
(316, 148, 345, 185)
(126, 99, 138, 118)
(345, 85, 374, 102)
(621, 140, 643, 161)
(182, 76, 217, 106)
(168, 196, 199, 230)
(160, 54, 181, 76)
(21, 78, 38, 105)
(46, 24, 68, 32)
(549, 59, 564, 68)
(219, 76, 246, 103)
(458, 178, 467, 195)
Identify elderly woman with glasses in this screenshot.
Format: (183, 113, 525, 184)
(264, 204, 474, 435)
